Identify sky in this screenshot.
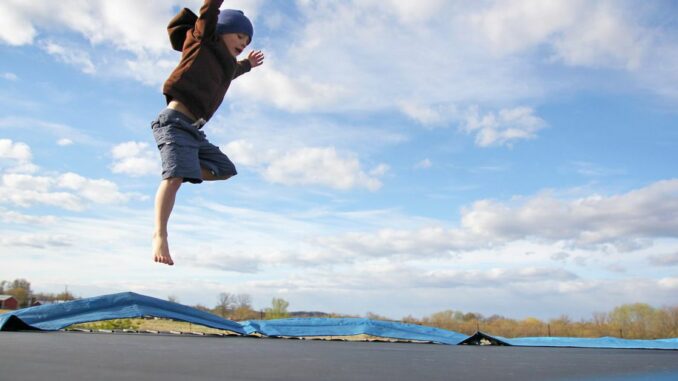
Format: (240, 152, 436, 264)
(0, 0, 677, 321)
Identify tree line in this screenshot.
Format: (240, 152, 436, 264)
(2, 278, 676, 339)
(189, 292, 291, 321)
(402, 304, 678, 339)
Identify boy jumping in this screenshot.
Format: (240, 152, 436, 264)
(151, 0, 264, 265)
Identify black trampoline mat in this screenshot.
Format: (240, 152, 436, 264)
(1, 331, 677, 381)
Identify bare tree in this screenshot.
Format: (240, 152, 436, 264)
(230, 294, 258, 321)
(235, 294, 252, 309)
(215, 293, 234, 318)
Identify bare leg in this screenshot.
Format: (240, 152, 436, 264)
(153, 177, 183, 266)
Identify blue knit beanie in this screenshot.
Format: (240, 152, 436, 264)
(216, 9, 253, 41)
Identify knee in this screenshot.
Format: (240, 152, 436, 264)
(164, 177, 184, 189)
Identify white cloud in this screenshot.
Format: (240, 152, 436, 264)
(1, 72, 18, 81)
(238, 64, 347, 112)
(279, 0, 677, 112)
(40, 41, 96, 74)
(470, 0, 648, 70)
(460, 106, 546, 147)
(0, 174, 82, 210)
(226, 140, 385, 191)
(123, 55, 178, 87)
(398, 101, 547, 148)
(461, 179, 678, 249)
(182, 247, 286, 274)
(0, 138, 38, 174)
(264, 147, 382, 191)
(222, 1, 547, 117)
(658, 277, 678, 289)
(648, 252, 678, 267)
(160, 200, 339, 272)
(369, 164, 390, 177)
(0, 0, 177, 53)
(398, 101, 456, 126)
(110, 141, 159, 177)
(0, 172, 131, 211)
(0, 233, 72, 249)
(209, 105, 409, 165)
(605, 263, 626, 273)
(0, 139, 31, 161)
(470, 0, 578, 56)
(57, 172, 130, 204)
(569, 161, 625, 177)
(3, 0, 676, 105)
(0, 190, 675, 319)
(418, 267, 579, 288)
(550, 251, 570, 262)
(312, 226, 486, 261)
(415, 159, 432, 169)
(3, 162, 39, 174)
(223, 139, 263, 167)
(0, 0, 263, 87)
(57, 138, 73, 146)
(314, 179, 678, 259)
(245, 265, 578, 292)
(0, 2, 37, 45)
(0, 209, 57, 224)
(333, 0, 448, 26)
(549, 3, 647, 70)
(0, 117, 102, 147)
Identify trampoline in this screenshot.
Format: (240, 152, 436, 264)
(1, 331, 677, 381)
(1, 292, 677, 380)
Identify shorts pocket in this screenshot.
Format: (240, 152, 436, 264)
(152, 125, 199, 148)
(152, 126, 172, 147)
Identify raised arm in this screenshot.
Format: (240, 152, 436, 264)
(233, 50, 264, 79)
(233, 60, 252, 79)
(193, 0, 224, 40)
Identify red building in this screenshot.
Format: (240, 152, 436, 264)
(0, 295, 19, 310)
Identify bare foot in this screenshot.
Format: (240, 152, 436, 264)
(153, 234, 174, 266)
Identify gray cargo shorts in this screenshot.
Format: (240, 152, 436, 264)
(151, 108, 237, 184)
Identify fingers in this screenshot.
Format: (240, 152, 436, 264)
(248, 50, 265, 67)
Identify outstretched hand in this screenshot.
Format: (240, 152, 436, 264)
(248, 50, 265, 68)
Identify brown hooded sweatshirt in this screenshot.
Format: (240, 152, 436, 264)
(163, 0, 252, 122)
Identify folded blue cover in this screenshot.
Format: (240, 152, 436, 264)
(0, 291, 245, 334)
(240, 317, 469, 345)
(497, 335, 678, 350)
(2, 292, 677, 350)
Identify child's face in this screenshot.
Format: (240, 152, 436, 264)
(221, 33, 250, 58)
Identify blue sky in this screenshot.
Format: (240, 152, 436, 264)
(1, 0, 677, 320)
